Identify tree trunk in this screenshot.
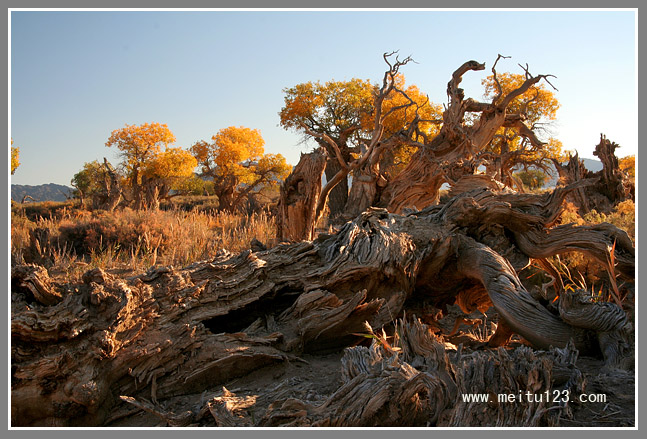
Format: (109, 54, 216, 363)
(11, 182, 633, 427)
(445, 174, 506, 202)
(551, 152, 592, 214)
(276, 148, 328, 242)
(594, 134, 633, 205)
(344, 162, 385, 218)
(92, 158, 122, 211)
(324, 157, 349, 218)
(142, 176, 161, 211)
(380, 60, 556, 213)
(215, 180, 236, 213)
(379, 134, 459, 212)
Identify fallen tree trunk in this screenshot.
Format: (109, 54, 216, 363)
(11, 182, 634, 426)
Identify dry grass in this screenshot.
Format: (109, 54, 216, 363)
(555, 200, 635, 304)
(11, 200, 276, 281)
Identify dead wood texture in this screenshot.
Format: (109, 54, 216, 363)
(380, 60, 555, 212)
(552, 134, 634, 215)
(594, 134, 633, 204)
(11, 182, 634, 427)
(91, 158, 122, 212)
(287, 53, 420, 228)
(261, 319, 586, 427)
(276, 148, 327, 242)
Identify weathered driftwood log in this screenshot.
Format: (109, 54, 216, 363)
(11, 182, 633, 426)
(447, 173, 507, 199)
(552, 152, 596, 214)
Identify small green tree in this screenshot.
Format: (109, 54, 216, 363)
(514, 168, 548, 190)
(71, 160, 111, 203)
(174, 175, 215, 196)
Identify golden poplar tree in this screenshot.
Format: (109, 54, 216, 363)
(191, 126, 291, 212)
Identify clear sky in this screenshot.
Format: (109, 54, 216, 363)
(10, 9, 637, 186)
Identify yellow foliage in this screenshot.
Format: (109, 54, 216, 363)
(190, 127, 291, 211)
(11, 138, 20, 174)
(383, 83, 442, 135)
(483, 72, 560, 122)
(480, 73, 563, 175)
(560, 200, 635, 242)
(619, 155, 635, 180)
(103, 123, 197, 206)
(256, 153, 292, 182)
(105, 122, 177, 182)
(559, 202, 586, 226)
(544, 137, 568, 162)
(211, 126, 265, 171)
(144, 147, 197, 180)
(189, 140, 211, 167)
(381, 80, 443, 169)
(280, 75, 442, 175)
(280, 78, 375, 135)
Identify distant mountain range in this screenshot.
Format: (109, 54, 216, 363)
(11, 183, 74, 202)
(581, 158, 603, 173)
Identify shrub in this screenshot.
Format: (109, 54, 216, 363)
(513, 169, 548, 190)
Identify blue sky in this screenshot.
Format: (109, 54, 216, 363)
(10, 10, 637, 186)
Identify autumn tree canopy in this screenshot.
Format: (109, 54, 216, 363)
(11, 139, 20, 175)
(279, 78, 374, 216)
(140, 146, 198, 208)
(190, 126, 291, 213)
(479, 70, 564, 188)
(105, 122, 197, 209)
(279, 55, 442, 217)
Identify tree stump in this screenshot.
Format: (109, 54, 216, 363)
(276, 148, 327, 242)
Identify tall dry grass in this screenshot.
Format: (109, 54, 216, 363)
(11, 201, 276, 280)
(548, 199, 635, 304)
